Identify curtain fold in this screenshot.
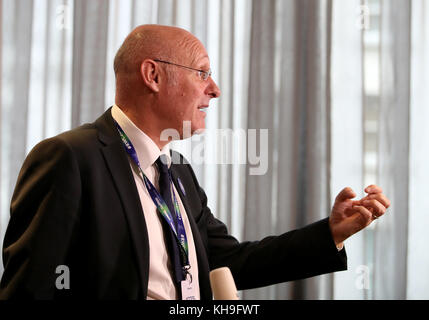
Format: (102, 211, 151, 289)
(330, 0, 364, 300)
(0, 0, 34, 276)
(71, 0, 109, 127)
(28, 0, 74, 149)
(288, 0, 332, 300)
(407, 0, 429, 299)
(216, 0, 235, 232)
(242, 0, 275, 300)
(243, 0, 333, 300)
(375, 0, 411, 300)
(0, 0, 2, 274)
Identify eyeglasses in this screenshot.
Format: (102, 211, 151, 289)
(154, 59, 212, 81)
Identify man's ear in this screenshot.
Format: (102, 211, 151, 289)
(140, 59, 161, 93)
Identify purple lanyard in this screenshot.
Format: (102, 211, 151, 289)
(114, 121, 189, 268)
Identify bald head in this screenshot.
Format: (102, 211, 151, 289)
(113, 24, 202, 77)
(112, 24, 220, 148)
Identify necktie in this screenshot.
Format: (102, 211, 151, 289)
(155, 155, 185, 285)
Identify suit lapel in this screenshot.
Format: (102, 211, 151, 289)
(96, 109, 150, 299)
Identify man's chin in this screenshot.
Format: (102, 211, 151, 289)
(179, 127, 205, 140)
(160, 121, 206, 141)
(191, 126, 206, 135)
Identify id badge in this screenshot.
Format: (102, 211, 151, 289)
(181, 272, 197, 300)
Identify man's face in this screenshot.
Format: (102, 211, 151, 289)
(159, 40, 221, 137)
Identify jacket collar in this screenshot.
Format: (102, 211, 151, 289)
(95, 107, 150, 299)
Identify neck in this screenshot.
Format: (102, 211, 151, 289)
(117, 104, 172, 150)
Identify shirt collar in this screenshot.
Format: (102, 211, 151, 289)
(111, 104, 171, 170)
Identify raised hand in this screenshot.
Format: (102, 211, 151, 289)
(329, 185, 390, 246)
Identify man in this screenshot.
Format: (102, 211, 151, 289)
(0, 25, 390, 299)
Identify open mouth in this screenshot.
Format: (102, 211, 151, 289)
(198, 105, 209, 114)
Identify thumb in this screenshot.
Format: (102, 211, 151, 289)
(335, 187, 356, 203)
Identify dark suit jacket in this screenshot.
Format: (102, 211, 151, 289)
(0, 108, 347, 299)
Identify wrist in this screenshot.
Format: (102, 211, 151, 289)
(329, 218, 344, 246)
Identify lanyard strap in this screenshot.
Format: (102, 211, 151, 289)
(114, 121, 189, 268)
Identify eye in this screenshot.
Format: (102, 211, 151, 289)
(206, 69, 212, 80)
(198, 69, 211, 81)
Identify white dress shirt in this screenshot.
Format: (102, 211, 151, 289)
(111, 105, 200, 300)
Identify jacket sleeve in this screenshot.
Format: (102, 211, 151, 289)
(186, 163, 347, 291)
(0, 137, 81, 299)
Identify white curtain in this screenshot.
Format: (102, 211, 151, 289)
(407, 0, 429, 300)
(331, 0, 364, 299)
(1, 0, 428, 300)
(243, 0, 335, 300)
(375, 0, 411, 299)
(376, 0, 429, 299)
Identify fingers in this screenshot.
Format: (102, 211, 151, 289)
(331, 185, 391, 242)
(351, 200, 362, 206)
(365, 184, 382, 194)
(331, 205, 377, 243)
(342, 206, 374, 236)
(335, 187, 356, 203)
(363, 184, 391, 209)
(343, 201, 362, 217)
(346, 206, 377, 226)
(362, 199, 386, 218)
(363, 192, 391, 209)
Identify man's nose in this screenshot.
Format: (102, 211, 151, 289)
(206, 77, 221, 99)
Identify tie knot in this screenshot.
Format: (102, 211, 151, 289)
(156, 155, 169, 174)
